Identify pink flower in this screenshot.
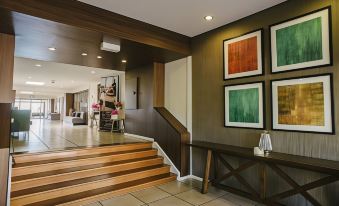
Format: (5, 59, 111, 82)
(111, 110, 118, 115)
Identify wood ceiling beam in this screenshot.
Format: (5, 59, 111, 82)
(0, 0, 191, 55)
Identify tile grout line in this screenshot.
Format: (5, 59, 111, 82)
(29, 129, 51, 150)
(129, 192, 149, 205)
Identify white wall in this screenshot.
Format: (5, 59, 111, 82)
(165, 56, 193, 175)
(165, 57, 192, 128)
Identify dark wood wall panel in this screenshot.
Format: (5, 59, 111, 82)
(125, 65, 189, 175)
(0, 33, 15, 103)
(64, 93, 74, 117)
(0, 148, 9, 206)
(0, 0, 190, 55)
(192, 0, 339, 205)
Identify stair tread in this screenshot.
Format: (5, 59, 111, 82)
(12, 142, 152, 158)
(13, 148, 154, 168)
(12, 164, 169, 198)
(24, 173, 176, 206)
(12, 156, 162, 182)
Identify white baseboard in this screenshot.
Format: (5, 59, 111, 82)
(177, 175, 203, 182)
(123, 133, 180, 178)
(124, 133, 154, 142)
(7, 155, 12, 206)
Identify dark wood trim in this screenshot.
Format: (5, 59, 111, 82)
(0, 0, 190, 55)
(153, 62, 165, 107)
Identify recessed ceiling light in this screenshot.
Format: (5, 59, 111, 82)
(48, 47, 56, 51)
(204, 15, 213, 21)
(91, 71, 96, 74)
(97, 56, 102, 59)
(20, 91, 34, 94)
(81, 53, 88, 56)
(121, 59, 127, 63)
(26, 81, 45, 86)
(35, 64, 42, 67)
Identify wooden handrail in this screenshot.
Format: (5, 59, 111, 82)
(154, 107, 190, 176)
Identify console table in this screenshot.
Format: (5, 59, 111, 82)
(188, 141, 339, 206)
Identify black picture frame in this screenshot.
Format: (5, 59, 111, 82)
(223, 28, 265, 81)
(269, 6, 333, 74)
(224, 81, 266, 130)
(270, 73, 335, 135)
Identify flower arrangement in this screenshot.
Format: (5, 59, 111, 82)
(114, 101, 123, 110)
(111, 110, 118, 115)
(91, 103, 100, 111)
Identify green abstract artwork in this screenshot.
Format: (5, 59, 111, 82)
(229, 88, 259, 123)
(276, 17, 323, 66)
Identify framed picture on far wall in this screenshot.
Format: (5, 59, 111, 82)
(223, 29, 264, 80)
(224, 82, 265, 129)
(271, 74, 334, 134)
(270, 7, 332, 73)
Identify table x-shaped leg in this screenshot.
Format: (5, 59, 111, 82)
(266, 163, 339, 206)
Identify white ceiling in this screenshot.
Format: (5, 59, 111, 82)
(14, 57, 123, 98)
(79, 0, 285, 37)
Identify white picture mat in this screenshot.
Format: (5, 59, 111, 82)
(272, 75, 332, 133)
(271, 9, 330, 72)
(224, 30, 263, 79)
(225, 82, 264, 128)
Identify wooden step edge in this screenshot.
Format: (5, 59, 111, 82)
(11, 164, 168, 198)
(11, 157, 164, 192)
(11, 166, 171, 206)
(58, 174, 176, 206)
(13, 142, 152, 158)
(13, 142, 153, 164)
(13, 148, 154, 168)
(12, 149, 158, 177)
(12, 156, 163, 182)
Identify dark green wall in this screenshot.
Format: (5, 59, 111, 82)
(192, 0, 338, 205)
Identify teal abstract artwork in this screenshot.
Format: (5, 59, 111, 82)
(276, 17, 323, 66)
(229, 88, 259, 123)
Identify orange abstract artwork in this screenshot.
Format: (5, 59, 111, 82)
(228, 36, 258, 74)
(277, 82, 325, 126)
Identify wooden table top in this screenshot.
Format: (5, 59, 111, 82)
(188, 141, 339, 176)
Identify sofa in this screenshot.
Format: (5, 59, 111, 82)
(63, 112, 87, 125)
(48, 113, 61, 120)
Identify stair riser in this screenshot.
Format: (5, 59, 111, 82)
(11, 166, 170, 206)
(12, 150, 158, 177)
(12, 158, 163, 192)
(59, 176, 176, 206)
(14, 143, 152, 164)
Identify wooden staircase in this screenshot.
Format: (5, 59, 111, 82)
(11, 142, 176, 206)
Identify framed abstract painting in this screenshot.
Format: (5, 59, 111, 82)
(224, 82, 265, 129)
(270, 7, 332, 73)
(223, 29, 264, 80)
(271, 74, 334, 134)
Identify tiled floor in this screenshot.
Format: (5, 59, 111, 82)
(85, 179, 260, 206)
(11, 119, 145, 153)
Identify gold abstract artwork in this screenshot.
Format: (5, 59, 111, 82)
(278, 82, 325, 126)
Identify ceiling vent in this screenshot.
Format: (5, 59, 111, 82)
(101, 36, 120, 53)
